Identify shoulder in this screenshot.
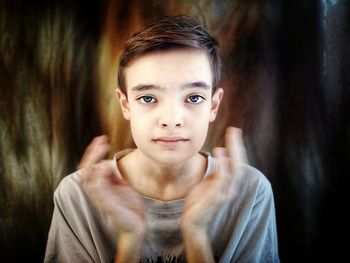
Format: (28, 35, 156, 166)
(48, 163, 117, 262)
(52, 170, 87, 215)
(238, 164, 273, 202)
(206, 153, 273, 207)
(51, 162, 116, 233)
(54, 169, 84, 202)
(206, 153, 271, 195)
(241, 164, 272, 193)
(234, 164, 276, 215)
(53, 160, 116, 207)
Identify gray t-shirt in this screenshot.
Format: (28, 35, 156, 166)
(44, 150, 279, 262)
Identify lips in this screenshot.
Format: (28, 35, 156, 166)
(152, 136, 189, 142)
(152, 136, 189, 147)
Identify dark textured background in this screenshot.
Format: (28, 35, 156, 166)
(0, 0, 349, 262)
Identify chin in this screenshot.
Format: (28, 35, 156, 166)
(147, 149, 196, 165)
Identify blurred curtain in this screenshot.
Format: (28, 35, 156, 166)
(0, 0, 348, 261)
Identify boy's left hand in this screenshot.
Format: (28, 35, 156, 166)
(180, 127, 247, 234)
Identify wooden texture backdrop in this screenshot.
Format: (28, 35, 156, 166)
(0, 0, 348, 262)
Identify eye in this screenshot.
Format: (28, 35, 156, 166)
(186, 95, 205, 104)
(137, 96, 157, 104)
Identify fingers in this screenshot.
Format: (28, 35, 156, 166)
(93, 134, 109, 143)
(213, 127, 247, 175)
(77, 135, 111, 169)
(213, 147, 232, 193)
(82, 161, 118, 187)
(89, 135, 111, 160)
(212, 127, 248, 197)
(225, 127, 248, 172)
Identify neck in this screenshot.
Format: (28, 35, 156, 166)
(118, 149, 207, 201)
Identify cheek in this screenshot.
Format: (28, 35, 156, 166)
(129, 111, 142, 133)
(190, 105, 211, 124)
(130, 115, 147, 134)
(196, 122, 210, 139)
(191, 116, 210, 144)
(129, 109, 155, 143)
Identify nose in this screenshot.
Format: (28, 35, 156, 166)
(158, 104, 184, 128)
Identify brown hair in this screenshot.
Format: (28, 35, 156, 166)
(118, 15, 221, 95)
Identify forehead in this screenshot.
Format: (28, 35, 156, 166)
(124, 49, 213, 91)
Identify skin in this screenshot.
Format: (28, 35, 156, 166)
(77, 135, 110, 169)
(80, 49, 247, 263)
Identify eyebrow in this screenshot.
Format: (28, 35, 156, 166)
(131, 84, 164, 92)
(130, 81, 211, 92)
(180, 81, 211, 90)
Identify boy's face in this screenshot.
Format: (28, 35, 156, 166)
(117, 49, 223, 165)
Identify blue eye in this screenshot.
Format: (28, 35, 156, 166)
(138, 96, 156, 104)
(187, 95, 205, 104)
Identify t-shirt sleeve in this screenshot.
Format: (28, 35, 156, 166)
(219, 167, 280, 263)
(44, 198, 95, 262)
(44, 174, 110, 263)
(237, 182, 279, 262)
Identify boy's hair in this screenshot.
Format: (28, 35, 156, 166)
(118, 15, 221, 95)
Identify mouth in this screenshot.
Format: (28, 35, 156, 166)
(152, 136, 190, 147)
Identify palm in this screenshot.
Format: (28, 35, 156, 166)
(81, 162, 145, 234)
(181, 127, 247, 231)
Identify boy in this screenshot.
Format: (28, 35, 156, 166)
(45, 15, 279, 263)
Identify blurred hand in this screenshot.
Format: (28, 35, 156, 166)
(81, 162, 145, 234)
(77, 135, 110, 169)
(81, 162, 145, 262)
(181, 127, 247, 233)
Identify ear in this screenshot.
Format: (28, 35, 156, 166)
(116, 89, 130, 120)
(209, 88, 224, 122)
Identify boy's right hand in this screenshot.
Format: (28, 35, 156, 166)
(81, 161, 146, 240)
(77, 135, 111, 169)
